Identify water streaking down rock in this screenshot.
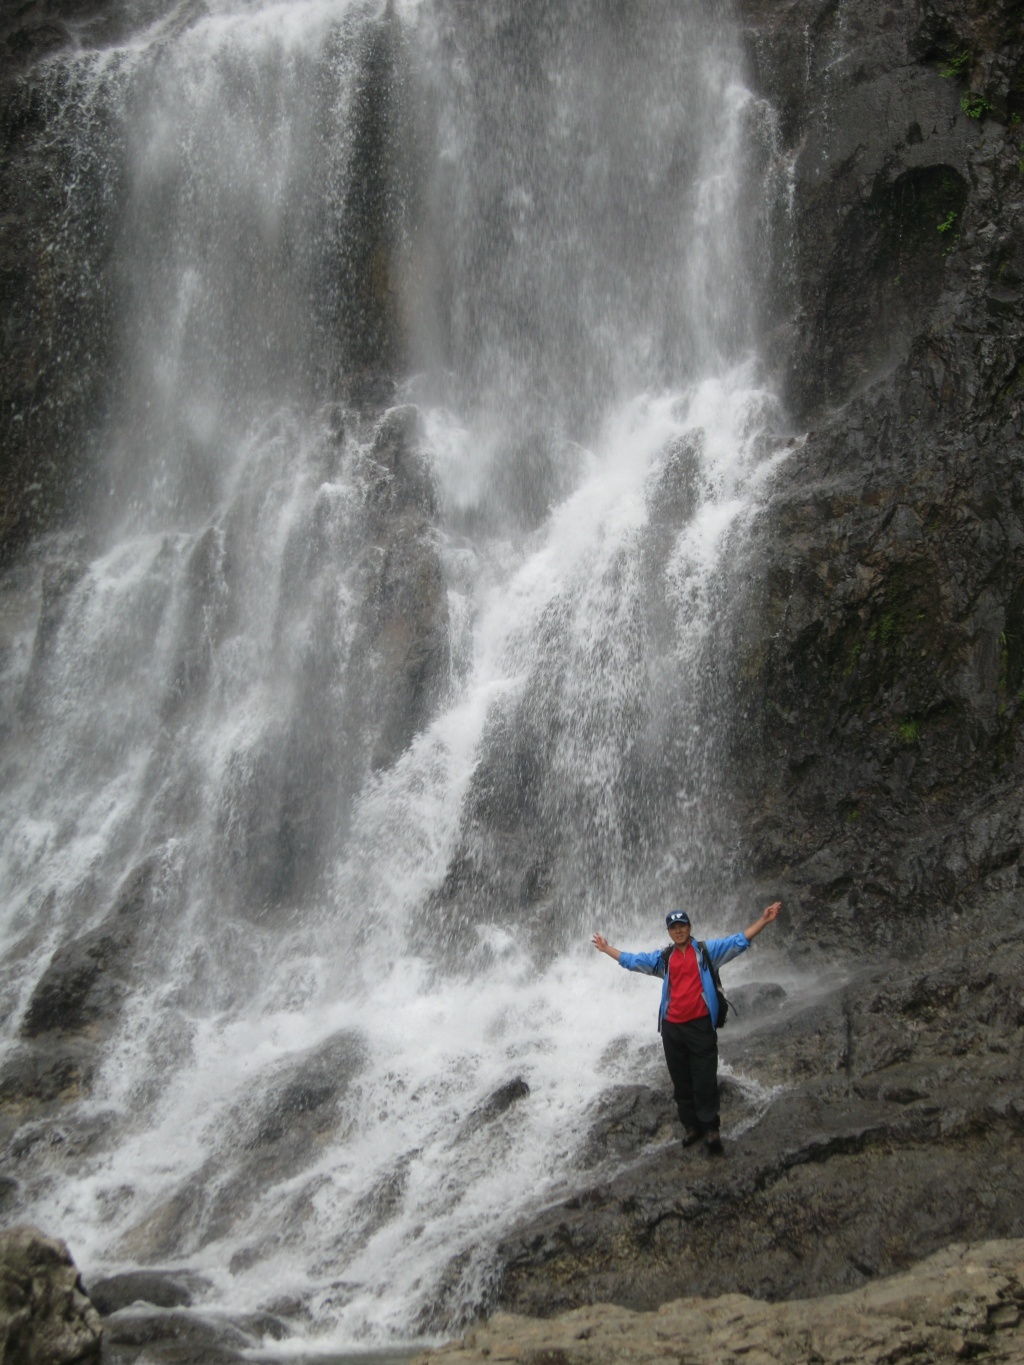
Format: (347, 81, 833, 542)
(412, 1240, 1024, 1365)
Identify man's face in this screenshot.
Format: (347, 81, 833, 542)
(668, 921, 691, 948)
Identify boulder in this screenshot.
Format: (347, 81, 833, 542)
(86, 1269, 209, 1316)
(0, 1225, 101, 1365)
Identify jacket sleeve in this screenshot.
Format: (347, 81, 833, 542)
(702, 933, 749, 968)
(617, 949, 665, 975)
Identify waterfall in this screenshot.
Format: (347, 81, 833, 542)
(0, 0, 789, 1349)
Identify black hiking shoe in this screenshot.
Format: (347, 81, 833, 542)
(704, 1131, 724, 1156)
(681, 1128, 703, 1148)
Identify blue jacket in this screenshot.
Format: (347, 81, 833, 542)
(618, 933, 749, 1030)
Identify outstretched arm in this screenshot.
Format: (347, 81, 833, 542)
(591, 933, 621, 962)
(743, 901, 781, 942)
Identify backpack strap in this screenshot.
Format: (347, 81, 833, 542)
(697, 939, 736, 1023)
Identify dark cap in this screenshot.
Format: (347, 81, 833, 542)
(665, 910, 691, 928)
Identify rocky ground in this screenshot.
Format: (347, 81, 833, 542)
(414, 1239, 1024, 1365)
(468, 909, 1024, 1319)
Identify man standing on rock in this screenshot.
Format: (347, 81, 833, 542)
(592, 902, 781, 1155)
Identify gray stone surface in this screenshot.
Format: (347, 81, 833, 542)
(0, 1224, 101, 1365)
(477, 931, 1024, 1318)
(85, 1270, 210, 1317)
(413, 1239, 1024, 1365)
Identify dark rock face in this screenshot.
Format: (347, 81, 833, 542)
(725, 0, 1024, 950)
(0, 54, 119, 560)
(333, 7, 419, 389)
(20, 859, 153, 1039)
(357, 406, 451, 771)
(458, 1077, 531, 1142)
(0, 1224, 102, 1365)
(0, 860, 154, 1134)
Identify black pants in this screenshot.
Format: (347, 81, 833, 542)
(661, 1015, 719, 1133)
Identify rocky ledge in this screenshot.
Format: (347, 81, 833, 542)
(413, 1239, 1024, 1365)
(471, 919, 1024, 1324)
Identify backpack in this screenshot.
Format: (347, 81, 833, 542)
(659, 940, 733, 1028)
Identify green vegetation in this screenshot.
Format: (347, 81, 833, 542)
(897, 718, 921, 745)
(842, 641, 862, 678)
(869, 613, 899, 645)
(960, 92, 992, 120)
(937, 208, 961, 255)
(939, 51, 970, 78)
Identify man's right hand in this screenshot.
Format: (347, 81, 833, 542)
(591, 933, 620, 961)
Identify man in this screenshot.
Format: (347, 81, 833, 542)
(592, 901, 781, 1156)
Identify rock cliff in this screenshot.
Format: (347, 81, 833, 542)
(732, 0, 1024, 951)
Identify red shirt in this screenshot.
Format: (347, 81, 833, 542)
(665, 943, 710, 1024)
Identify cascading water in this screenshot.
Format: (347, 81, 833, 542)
(0, 0, 792, 1351)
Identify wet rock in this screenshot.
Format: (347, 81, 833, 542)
(116, 1029, 366, 1262)
(20, 860, 155, 1039)
(86, 1270, 211, 1316)
(457, 1077, 531, 1141)
(0, 1039, 96, 1112)
(0, 32, 120, 559)
(357, 407, 451, 772)
(333, 7, 420, 386)
(364, 406, 438, 519)
(577, 1086, 676, 1169)
(727, 980, 788, 1020)
(0, 1224, 102, 1365)
(19, 921, 136, 1040)
(100, 1306, 276, 1364)
(0, 2, 184, 67)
